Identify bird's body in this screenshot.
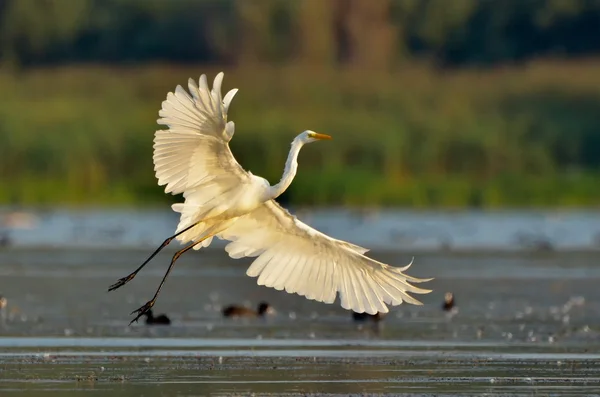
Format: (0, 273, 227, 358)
(109, 72, 433, 324)
(143, 309, 171, 325)
(222, 302, 274, 318)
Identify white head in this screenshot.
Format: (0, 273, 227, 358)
(297, 130, 333, 144)
(270, 129, 333, 199)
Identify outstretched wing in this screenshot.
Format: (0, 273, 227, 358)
(153, 73, 252, 241)
(219, 201, 432, 314)
(153, 72, 249, 196)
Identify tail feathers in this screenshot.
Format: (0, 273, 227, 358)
(172, 220, 217, 250)
(171, 203, 209, 245)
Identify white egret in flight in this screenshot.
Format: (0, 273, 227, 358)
(109, 72, 432, 324)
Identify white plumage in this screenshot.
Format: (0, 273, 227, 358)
(114, 72, 432, 321)
(219, 201, 430, 313)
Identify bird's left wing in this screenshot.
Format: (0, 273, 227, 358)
(154, 73, 253, 244)
(154, 72, 249, 196)
(219, 201, 432, 314)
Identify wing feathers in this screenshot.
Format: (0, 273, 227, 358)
(223, 89, 238, 113)
(154, 73, 250, 246)
(220, 200, 432, 314)
(154, 73, 246, 196)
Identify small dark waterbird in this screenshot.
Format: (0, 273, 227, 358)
(0, 232, 11, 248)
(143, 309, 171, 325)
(222, 301, 274, 318)
(442, 292, 455, 311)
(352, 311, 386, 322)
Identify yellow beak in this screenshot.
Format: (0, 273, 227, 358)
(312, 133, 333, 140)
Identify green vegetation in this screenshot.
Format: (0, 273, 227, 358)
(3, 0, 600, 68)
(0, 0, 599, 207)
(1, 61, 600, 208)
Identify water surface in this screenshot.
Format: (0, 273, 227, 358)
(1, 209, 600, 395)
(3, 207, 600, 252)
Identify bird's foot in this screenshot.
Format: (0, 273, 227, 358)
(108, 273, 136, 292)
(129, 300, 155, 325)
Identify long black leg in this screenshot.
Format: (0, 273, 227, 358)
(108, 222, 200, 292)
(128, 241, 200, 325)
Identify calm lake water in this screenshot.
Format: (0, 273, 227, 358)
(3, 207, 600, 252)
(1, 208, 600, 395)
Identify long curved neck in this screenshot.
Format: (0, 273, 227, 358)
(269, 138, 304, 199)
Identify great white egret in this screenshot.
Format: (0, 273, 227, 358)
(109, 72, 432, 324)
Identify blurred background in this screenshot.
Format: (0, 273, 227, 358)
(1, 0, 600, 208)
(1, 0, 600, 251)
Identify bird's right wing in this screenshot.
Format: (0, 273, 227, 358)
(153, 72, 250, 196)
(219, 201, 432, 315)
(154, 73, 254, 242)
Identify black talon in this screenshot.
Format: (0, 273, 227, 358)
(108, 274, 135, 292)
(125, 241, 200, 326)
(129, 300, 155, 325)
(114, 223, 214, 326)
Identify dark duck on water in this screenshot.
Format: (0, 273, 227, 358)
(442, 292, 455, 311)
(352, 311, 386, 322)
(222, 302, 275, 318)
(143, 309, 171, 325)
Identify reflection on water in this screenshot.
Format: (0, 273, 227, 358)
(3, 207, 600, 252)
(0, 246, 600, 394)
